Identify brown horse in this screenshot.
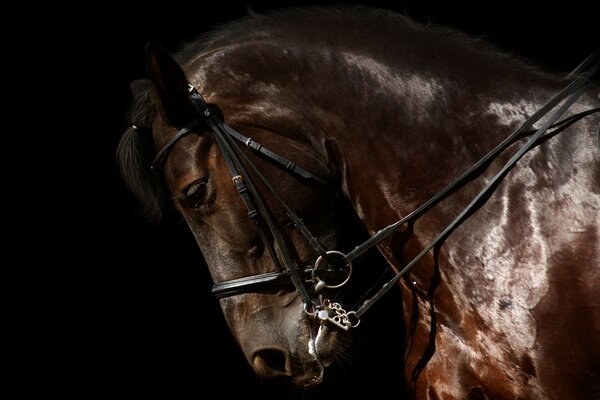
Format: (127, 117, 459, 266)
(117, 7, 600, 399)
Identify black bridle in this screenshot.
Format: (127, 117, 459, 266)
(150, 50, 599, 330)
(152, 87, 355, 326)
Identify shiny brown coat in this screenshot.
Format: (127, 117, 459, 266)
(118, 8, 600, 399)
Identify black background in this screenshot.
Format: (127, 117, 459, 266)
(45, 1, 596, 398)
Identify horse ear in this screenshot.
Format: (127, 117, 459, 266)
(145, 43, 197, 126)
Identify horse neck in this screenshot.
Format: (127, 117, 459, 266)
(194, 25, 567, 238)
(298, 49, 566, 239)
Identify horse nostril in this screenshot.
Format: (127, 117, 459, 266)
(253, 348, 289, 376)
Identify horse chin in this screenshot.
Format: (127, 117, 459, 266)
(289, 325, 332, 388)
(282, 318, 353, 388)
(292, 360, 324, 388)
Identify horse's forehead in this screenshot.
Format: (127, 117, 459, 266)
(161, 130, 214, 192)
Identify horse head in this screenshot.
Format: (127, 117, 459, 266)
(119, 44, 360, 387)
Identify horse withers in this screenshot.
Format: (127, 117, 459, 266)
(118, 7, 600, 399)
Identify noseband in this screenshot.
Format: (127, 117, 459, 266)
(150, 51, 599, 330)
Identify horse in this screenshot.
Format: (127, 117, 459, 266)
(117, 7, 600, 399)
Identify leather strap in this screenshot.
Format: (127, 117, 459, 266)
(150, 118, 202, 170)
(222, 124, 330, 187)
(212, 271, 292, 298)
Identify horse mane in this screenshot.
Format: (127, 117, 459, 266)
(118, 6, 562, 223)
(116, 87, 167, 223)
(175, 6, 421, 62)
(176, 6, 558, 79)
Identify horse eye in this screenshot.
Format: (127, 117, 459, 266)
(184, 180, 207, 208)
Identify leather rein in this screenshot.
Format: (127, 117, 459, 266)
(150, 50, 599, 330)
